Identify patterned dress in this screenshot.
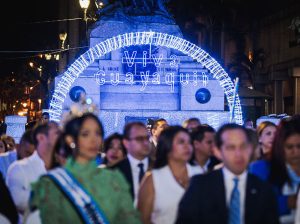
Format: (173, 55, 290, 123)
(30, 158, 141, 224)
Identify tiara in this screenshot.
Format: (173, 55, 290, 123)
(61, 93, 99, 125)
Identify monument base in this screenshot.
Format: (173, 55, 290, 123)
(99, 110, 230, 136)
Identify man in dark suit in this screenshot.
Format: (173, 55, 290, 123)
(176, 123, 279, 224)
(112, 122, 152, 203)
(149, 118, 168, 161)
(190, 125, 220, 173)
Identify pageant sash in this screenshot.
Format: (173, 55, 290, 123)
(46, 168, 109, 224)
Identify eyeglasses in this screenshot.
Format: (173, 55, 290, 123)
(129, 136, 149, 142)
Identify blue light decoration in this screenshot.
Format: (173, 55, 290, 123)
(69, 86, 86, 102)
(49, 31, 243, 124)
(122, 45, 158, 84)
(195, 88, 211, 104)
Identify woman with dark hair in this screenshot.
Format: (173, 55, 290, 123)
(29, 113, 141, 224)
(0, 138, 8, 154)
(50, 134, 73, 168)
(101, 133, 126, 167)
(138, 126, 199, 224)
(250, 116, 300, 223)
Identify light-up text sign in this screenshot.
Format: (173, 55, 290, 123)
(95, 45, 209, 92)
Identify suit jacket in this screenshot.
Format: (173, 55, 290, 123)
(207, 156, 221, 172)
(111, 158, 135, 199)
(0, 173, 18, 224)
(149, 140, 157, 162)
(111, 157, 153, 200)
(189, 156, 221, 173)
(176, 169, 279, 224)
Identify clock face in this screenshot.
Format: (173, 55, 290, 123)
(195, 88, 211, 104)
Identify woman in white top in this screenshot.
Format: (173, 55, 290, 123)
(138, 126, 200, 224)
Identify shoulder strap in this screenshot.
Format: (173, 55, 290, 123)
(46, 168, 109, 224)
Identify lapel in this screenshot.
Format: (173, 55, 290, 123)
(147, 157, 155, 171)
(207, 156, 221, 172)
(149, 141, 157, 162)
(244, 174, 258, 224)
(214, 170, 228, 222)
(120, 158, 135, 199)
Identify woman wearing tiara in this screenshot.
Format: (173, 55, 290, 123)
(29, 113, 141, 224)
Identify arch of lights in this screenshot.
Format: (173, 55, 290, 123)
(49, 31, 243, 124)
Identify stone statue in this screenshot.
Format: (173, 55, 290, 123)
(154, 0, 171, 17)
(97, 0, 172, 18)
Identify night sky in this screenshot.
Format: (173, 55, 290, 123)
(0, 0, 297, 77)
(0, 0, 59, 76)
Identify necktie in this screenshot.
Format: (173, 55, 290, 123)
(138, 163, 145, 183)
(229, 177, 240, 224)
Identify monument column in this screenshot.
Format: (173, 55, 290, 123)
(5, 116, 27, 143)
(293, 67, 300, 114)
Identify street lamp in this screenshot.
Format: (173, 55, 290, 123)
(95, 1, 104, 9)
(79, 0, 91, 43)
(59, 32, 68, 49)
(79, 0, 90, 21)
(29, 62, 43, 77)
(45, 53, 52, 60)
(38, 99, 42, 111)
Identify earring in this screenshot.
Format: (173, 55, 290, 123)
(70, 142, 76, 149)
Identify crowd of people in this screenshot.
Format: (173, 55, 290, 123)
(0, 111, 300, 224)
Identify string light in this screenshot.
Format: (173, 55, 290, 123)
(49, 31, 243, 124)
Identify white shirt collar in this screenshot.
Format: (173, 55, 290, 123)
(222, 166, 247, 183)
(29, 151, 46, 168)
(194, 158, 211, 173)
(127, 154, 149, 170)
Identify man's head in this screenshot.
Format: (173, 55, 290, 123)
(183, 118, 201, 132)
(151, 119, 168, 141)
(32, 121, 60, 153)
(17, 130, 35, 159)
(41, 112, 50, 124)
(215, 123, 251, 175)
(191, 125, 215, 160)
(1, 135, 16, 151)
(123, 122, 151, 160)
(244, 118, 254, 129)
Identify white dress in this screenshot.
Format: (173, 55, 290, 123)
(151, 164, 200, 224)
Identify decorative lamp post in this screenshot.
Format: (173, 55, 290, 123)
(45, 53, 52, 60)
(59, 32, 67, 49)
(38, 99, 42, 111)
(79, 0, 90, 21)
(95, 1, 104, 9)
(79, 0, 91, 42)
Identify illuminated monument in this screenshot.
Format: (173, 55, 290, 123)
(52, 1, 242, 135)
